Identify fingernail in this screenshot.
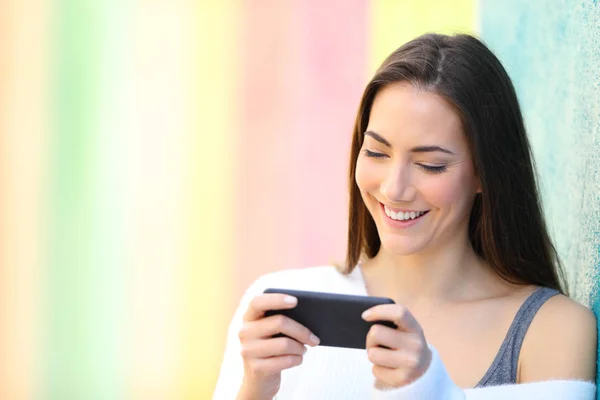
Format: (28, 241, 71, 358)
(361, 310, 371, 319)
(309, 334, 320, 345)
(303, 346, 307, 354)
(284, 296, 297, 305)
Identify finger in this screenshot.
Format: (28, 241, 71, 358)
(240, 314, 320, 346)
(366, 323, 412, 350)
(241, 337, 307, 359)
(367, 325, 426, 355)
(246, 355, 303, 377)
(362, 304, 421, 333)
(367, 346, 420, 369)
(243, 293, 298, 322)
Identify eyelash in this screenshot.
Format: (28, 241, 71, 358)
(363, 149, 386, 158)
(363, 149, 448, 174)
(417, 164, 448, 174)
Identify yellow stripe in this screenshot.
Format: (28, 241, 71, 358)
(370, 0, 476, 73)
(127, 1, 189, 398)
(182, 1, 239, 398)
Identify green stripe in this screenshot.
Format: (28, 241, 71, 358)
(47, 1, 126, 398)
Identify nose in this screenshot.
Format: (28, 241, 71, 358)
(380, 162, 416, 204)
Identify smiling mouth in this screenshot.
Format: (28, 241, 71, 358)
(382, 204, 430, 221)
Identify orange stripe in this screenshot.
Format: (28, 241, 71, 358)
(0, 0, 48, 398)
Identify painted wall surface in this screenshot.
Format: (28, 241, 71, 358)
(479, 1, 600, 391)
(0, 0, 598, 399)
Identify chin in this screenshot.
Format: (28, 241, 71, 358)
(379, 234, 429, 256)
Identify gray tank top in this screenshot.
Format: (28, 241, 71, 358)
(475, 286, 560, 387)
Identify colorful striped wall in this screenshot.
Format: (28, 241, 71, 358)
(0, 1, 598, 399)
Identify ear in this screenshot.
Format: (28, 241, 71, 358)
(475, 176, 482, 194)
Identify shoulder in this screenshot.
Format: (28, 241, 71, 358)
(229, 265, 354, 326)
(236, 265, 358, 311)
(251, 265, 361, 293)
(519, 292, 597, 383)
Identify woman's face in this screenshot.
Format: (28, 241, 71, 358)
(355, 82, 481, 256)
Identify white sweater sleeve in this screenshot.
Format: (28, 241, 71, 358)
(372, 346, 596, 400)
(212, 277, 267, 400)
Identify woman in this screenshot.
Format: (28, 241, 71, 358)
(213, 33, 597, 399)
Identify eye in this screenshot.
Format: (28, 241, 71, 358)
(363, 149, 388, 159)
(416, 164, 448, 174)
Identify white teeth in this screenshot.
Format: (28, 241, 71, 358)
(384, 206, 427, 221)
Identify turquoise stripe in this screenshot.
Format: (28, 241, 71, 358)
(48, 0, 126, 398)
(479, 0, 600, 392)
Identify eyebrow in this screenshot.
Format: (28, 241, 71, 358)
(364, 130, 455, 155)
(411, 145, 455, 155)
(364, 130, 392, 147)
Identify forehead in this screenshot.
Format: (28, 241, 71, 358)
(367, 82, 466, 149)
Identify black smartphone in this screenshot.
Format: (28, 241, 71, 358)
(263, 288, 396, 349)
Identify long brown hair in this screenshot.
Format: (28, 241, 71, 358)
(343, 33, 567, 294)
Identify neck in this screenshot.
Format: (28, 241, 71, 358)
(360, 234, 493, 309)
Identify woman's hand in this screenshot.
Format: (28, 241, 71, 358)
(362, 304, 431, 389)
(237, 293, 320, 400)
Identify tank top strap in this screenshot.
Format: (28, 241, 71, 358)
(475, 286, 560, 387)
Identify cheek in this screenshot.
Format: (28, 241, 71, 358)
(419, 171, 477, 208)
(355, 157, 379, 192)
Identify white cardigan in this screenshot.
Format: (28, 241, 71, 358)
(212, 266, 596, 399)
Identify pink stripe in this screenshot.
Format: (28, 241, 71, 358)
(236, 0, 369, 299)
